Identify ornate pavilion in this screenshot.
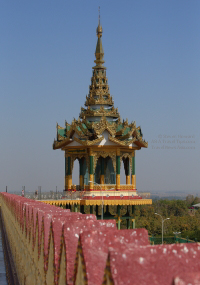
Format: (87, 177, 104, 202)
(53, 19, 149, 203)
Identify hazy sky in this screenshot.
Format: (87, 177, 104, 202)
(1, 1, 200, 193)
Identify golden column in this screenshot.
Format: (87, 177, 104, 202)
(65, 152, 72, 191)
(132, 151, 136, 189)
(126, 175, 131, 185)
(116, 149, 120, 190)
(100, 157, 105, 185)
(126, 160, 131, 185)
(65, 154, 68, 191)
(79, 158, 83, 189)
(89, 149, 94, 190)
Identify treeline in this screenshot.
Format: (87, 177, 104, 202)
(134, 195, 200, 241)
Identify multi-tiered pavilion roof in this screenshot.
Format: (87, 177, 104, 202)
(53, 22, 147, 151)
(53, 19, 148, 199)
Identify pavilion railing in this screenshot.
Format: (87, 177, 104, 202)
(71, 184, 140, 191)
(11, 189, 150, 200)
(137, 192, 151, 199)
(12, 191, 64, 200)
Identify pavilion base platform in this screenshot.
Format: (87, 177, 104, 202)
(42, 199, 152, 230)
(81, 190, 139, 200)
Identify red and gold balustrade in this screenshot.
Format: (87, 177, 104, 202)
(1, 193, 200, 285)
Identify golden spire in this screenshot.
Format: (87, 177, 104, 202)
(93, 6, 105, 69)
(97, 6, 102, 38)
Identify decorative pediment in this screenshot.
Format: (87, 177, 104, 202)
(98, 125, 116, 136)
(73, 136, 103, 146)
(93, 150, 116, 173)
(94, 130, 119, 146)
(80, 107, 119, 119)
(85, 95, 113, 106)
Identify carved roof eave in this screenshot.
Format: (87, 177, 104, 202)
(79, 124, 91, 136)
(57, 134, 65, 141)
(120, 133, 134, 140)
(65, 122, 71, 132)
(116, 125, 138, 137)
(72, 127, 87, 138)
(124, 125, 138, 136)
(80, 113, 119, 119)
(83, 119, 92, 129)
(132, 127, 142, 137)
(85, 97, 114, 107)
(53, 138, 72, 150)
(109, 136, 137, 146)
(73, 136, 104, 146)
(90, 90, 111, 98)
(115, 117, 122, 127)
(65, 122, 91, 139)
(134, 140, 148, 148)
(80, 108, 119, 118)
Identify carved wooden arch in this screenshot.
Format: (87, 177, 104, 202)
(71, 154, 89, 173)
(93, 151, 116, 173)
(120, 153, 132, 174)
(64, 153, 88, 174)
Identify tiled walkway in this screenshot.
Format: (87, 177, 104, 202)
(0, 228, 8, 284)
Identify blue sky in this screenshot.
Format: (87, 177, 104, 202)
(0, 1, 200, 194)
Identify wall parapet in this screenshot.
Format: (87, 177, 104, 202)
(1, 193, 200, 285)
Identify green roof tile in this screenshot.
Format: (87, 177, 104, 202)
(58, 129, 66, 137)
(123, 127, 130, 136)
(82, 123, 87, 129)
(116, 124, 123, 132)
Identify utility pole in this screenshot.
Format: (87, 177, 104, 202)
(89, 181, 115, 220)
(155, 213, 170, 244)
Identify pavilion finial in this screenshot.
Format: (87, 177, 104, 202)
(98, 6, 100, 25)
(94, 7, 104, 68)
(96, 7, 102, 38)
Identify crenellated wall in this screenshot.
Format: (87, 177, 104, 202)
(1, 193, 200, 285)
(0, 193, 118, 284)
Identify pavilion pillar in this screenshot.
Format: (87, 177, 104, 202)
(116, 149, 120, 190)
(100, 157, 105, 185)
(127, 219, 130, 229)
(79, 158, 83, 189)
(132, 219, 135, 229)
(132, 152, 136, 189)
(126, 158, 130, 185)
(67, 156, 72, 190)
(89, 150, 94, 190)
(65, 152, 68, 191)
(65, 155, 68, 191)
(65, 154, 72, 191)
(117, 205, 121, 230)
